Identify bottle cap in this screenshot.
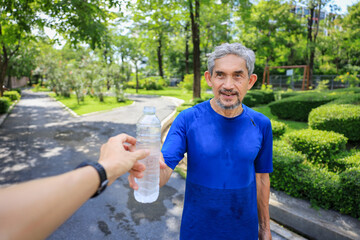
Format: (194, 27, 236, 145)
(143, 106, 156, 114)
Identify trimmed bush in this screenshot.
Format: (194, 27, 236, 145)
(268, 93, 336, 121)
(297, 161, 340, 210)
(3, 91, 21, 101)
(309, 104, 360, 141)
(0, 97, 11, 114)
(339, 166, 360, 218)
(271, 120, 287, 138)
(242, 94, 257, 107)
(328, 151, 360, 173)
(270, 141, 306, 196)
(329, 94, 360, 105)
(285, 129, 348, 164)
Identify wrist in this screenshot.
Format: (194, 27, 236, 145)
(76, 162, 109, 198)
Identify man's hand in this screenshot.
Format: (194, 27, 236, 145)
(98, 134, 149, 185)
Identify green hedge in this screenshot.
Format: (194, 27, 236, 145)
(339, 166, 360, 218)
(309, 104, 360, 141)
(285, 129, 348, 164)
(242, 94, 257, 107)
(271, 120, 287, 138)
(271, 140, 360, 218)
(328, 151, 360, 173)
(329, 94, 360, 105)
(268, 93, 336, 121)
(0, 97, 11, 114)
(3, 91, 21, 101)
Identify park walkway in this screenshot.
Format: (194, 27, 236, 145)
(0, 91, 294, 239)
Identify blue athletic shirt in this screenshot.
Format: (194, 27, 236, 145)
(161, 100, 273, 240)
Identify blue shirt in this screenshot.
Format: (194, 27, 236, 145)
(162, 100, 273, 240)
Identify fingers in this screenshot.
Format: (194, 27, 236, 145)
(132, 149, 150, 161)
(128, 173, 138, 190)
(117, 133, 137, 145)
(159, 160, 168, 169)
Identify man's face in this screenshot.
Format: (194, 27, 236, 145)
(205, 54, 257, 110)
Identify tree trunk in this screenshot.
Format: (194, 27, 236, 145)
(157, 36, 164, 79)
(189, 0, 201, 99)
(135, 62, 139, 94)
(185, 22, 190, 75)
(307, 6, 315, 88)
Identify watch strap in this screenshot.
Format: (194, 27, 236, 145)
(76, 162, 109, 198)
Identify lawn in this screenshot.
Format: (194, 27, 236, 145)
(253, 105, 308, 133)
(49, 93, 133, 115)
(125, 87, 194, 102)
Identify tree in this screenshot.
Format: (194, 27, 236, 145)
(189, 0, 201, 99)
(0, 0, 119, 96)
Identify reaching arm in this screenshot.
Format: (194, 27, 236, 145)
(256, 173, 272, 240)
(0, 134, 149, 240)
(128, 152, 173, 189)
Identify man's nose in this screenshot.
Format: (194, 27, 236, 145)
(223, 76, 234, 89)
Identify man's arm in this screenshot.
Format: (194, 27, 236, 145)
(0, 134, 149, 240)
(128, 153, 173, 189)
(256, 173, 272, 240)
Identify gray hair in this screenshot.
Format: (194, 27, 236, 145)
(207, 43, 256, 77)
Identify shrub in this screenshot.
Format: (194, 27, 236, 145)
(339, 166, 360, 218)
(271, 120, 287, 138)
(297, 161, 340, 210)
(179, 74, 210, 92)
(0, 97, 11, 114)
(143, 77, 166, 90)
(11, 88, 22, 94)
(3, 91, 21, 101)
(268, 93, 336, 121)
(242, 95, 257, 107)
(328, 151, 360, 173)
(329, 94, 360, 105)
(270, 141, 306, 196)
(309, 104, 360, 141)
(285, 129, 348, 164)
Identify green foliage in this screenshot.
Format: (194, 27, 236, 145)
(268, 93, 336, 121)
(327, 151, 360, 173)
(316, 80, 329, 91)
(309, 104, 360, 141)
(143, 77, 168, 90)
(339, 166, 360, 218)
(335, 72, 360, 87)
(328, 94, 360, 105)
(11, 88, 22, 94)
(3, 91, 21, 101)
(271, 120, 287, 138)
(270, 140, 306, 196)
(178, 74, 210, 92)
(0, 97, 11, 114)
(242, 94, 257, 107)
(285, 129, 348, 165)
(271, 140, 360, 218)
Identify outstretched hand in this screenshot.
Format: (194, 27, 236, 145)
(98, 134, 149, 185)
(128, 155, 168, 190)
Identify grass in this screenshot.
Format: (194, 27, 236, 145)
(49, 93, 133, 115)
(252, 105, 308, 133)
(125, 87, 194, 102)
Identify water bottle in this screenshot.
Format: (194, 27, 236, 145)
(134, 106, 161, 203)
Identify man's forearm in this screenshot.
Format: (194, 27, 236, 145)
(256, 173, 271, 239)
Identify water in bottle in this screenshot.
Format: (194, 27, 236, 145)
(134, 106, 161, 203)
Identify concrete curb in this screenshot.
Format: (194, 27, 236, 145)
(270, 189, 360, 240)
(0, 100, 18, 127)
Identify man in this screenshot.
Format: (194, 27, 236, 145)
(0, 134, 149, 240)
(129, 43, 273, 240)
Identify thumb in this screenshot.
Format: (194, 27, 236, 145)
(132, 149, 150, 161)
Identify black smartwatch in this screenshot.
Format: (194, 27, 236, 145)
(76, 162, 109, 198)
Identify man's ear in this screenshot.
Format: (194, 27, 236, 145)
(204, 71, 213, 87)
(248, 74, 258, 90)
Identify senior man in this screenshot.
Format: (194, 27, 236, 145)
(129, 42, 273, 240)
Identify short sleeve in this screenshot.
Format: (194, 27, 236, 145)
(254, 118, 273, 173)
(161, 111, 188, 170)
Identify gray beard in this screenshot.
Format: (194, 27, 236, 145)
(215, 98, 241, 110)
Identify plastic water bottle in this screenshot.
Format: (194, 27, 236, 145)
(134, 106, 161, 203)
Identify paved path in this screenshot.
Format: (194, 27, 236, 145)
(0, 91, 292, 239)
